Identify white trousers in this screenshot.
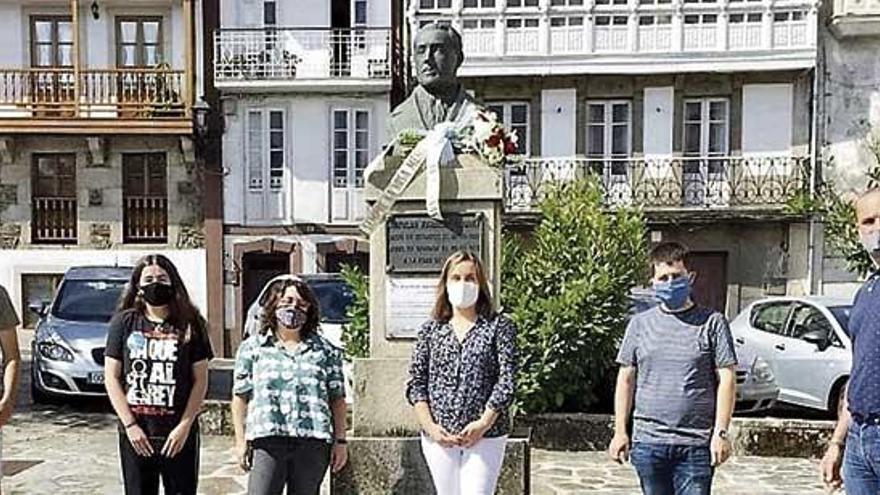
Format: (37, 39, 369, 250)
(420, 433, 507, 495)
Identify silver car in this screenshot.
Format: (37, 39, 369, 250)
(30, 266, 132, 401)
(730, 296, 852, 415)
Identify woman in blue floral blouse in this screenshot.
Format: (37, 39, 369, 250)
(406, 250, 518, 495)
(231, 277, 348, 495)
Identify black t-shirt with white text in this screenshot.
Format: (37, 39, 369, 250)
(105, 309, 214, 438)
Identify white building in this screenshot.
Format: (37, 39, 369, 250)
(214, 0, 392, 349)
(411, 0, 820, 317)
(0, 0, 207, 328)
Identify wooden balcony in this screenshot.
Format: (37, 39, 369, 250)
(124, 196, 168, 243)
(0, 68, 192, 134)
(505, 155, 810, 220)
(32, 197, 77, 244)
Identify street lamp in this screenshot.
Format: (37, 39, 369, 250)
(193, 99, 210, 139)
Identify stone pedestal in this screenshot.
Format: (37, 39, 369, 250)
(354, 153, 504, 435)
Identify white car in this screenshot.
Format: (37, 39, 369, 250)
(244, 273, 357, 404)
(730, 296, 852, 415)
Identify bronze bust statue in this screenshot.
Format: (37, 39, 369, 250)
(388, 24, 481, 139)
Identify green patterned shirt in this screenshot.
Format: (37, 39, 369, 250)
(233, 332, 345, 443)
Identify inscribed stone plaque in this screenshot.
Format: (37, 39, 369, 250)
(386, 214, 483, 274)
(386, 276, 437, 339)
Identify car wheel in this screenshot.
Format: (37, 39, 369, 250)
(830, 378, 849, 419)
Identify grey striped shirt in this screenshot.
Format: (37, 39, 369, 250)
(617, 305, 737, 446)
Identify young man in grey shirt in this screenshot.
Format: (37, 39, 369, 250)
(608, 242, 737, 495)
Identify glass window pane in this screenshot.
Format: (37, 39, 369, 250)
(684, 123, 701, 153)
(268, 111, 282, 129)
(704, 14, 717, 23)
(487, 105, 503, 120)
(355, 131, 368, 149)
(439, 0, 451, 7)
(121, 46, 137, 66)
(36, 46, 53, 66)
(612, 125, 628, 155)
(612, 103, 629, 123)
(525, 18, 539, 27)
(465, 0, 478, 6)
(595, 16, 610, 26)
(34, 21, 53, 42)
(709, 101, 727, 120)
(334, 150, 348, 167)
(511, 104, 528, 124)
(143, 22, 160, 43)
(588, 126, 604, 155)
(57, 22, 73, 43)
(513, 124, 527, 153)
(270, 131, 283, 149)
(120, 22, 138, 42)
(334, 131, 348, 149)
(685, 102, 701, 121)
(588, 104, 605, 124)
(334, 111, 348, 129)
(709, 124, 725, 152)
(58, 46, 73, 66)
(551, 17, 565, 27)
(270, 151, 283, 168)
(264, 2, 278, 25)
(356, 111, 368, 129)
(144, 46, 160, 66)
(570, 16, 583, 26)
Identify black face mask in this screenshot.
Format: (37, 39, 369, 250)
(140, 282, 175, 307)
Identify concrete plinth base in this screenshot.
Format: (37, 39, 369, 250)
(352, 358, 420, 436)
(331, 433, 531, 495)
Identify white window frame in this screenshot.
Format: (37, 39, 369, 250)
(463, 0, 497, 8)
(586, 100, 632, 160)
(332, 108, 371, 190)
(246, 108, 286, 192)
(486, 101, 530, 156)
(682, 98, 729, 158)
(418, 0, 452, 10)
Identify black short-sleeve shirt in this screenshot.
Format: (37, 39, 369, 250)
(105, 309, 214, 437)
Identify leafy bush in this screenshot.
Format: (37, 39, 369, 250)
(787, 132, 880, 277)
(340, 264, 370, 360)
(502, 178, 647, 414)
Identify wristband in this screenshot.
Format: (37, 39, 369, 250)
(334, 438, 348, 445)
(123, 420, 137, 429)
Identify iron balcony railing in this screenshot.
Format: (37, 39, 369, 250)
(214, 27, 391, 82)
(505, 155, 810, 212)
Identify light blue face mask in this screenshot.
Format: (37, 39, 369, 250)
(653, 275, 692, 310)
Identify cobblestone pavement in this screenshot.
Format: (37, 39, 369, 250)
(1, 405, 832, 494)
(4, 334, 832, 494)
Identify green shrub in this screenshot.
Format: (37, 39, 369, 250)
(340, 264, 370, 360)
(502, 178, 647, 414)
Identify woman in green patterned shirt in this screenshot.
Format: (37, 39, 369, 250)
(231, 278, 348, 495)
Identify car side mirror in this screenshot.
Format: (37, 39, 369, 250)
(802, 329, 830, 351)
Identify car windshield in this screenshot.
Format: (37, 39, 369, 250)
(829, 305, 852, 336)
(52, 280, 127, 322)
(309, 279, 354, 324)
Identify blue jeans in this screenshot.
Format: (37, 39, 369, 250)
(629, 442, 714, 495)
(844, 422, 880, 494)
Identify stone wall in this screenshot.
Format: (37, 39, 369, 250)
(0, 135, 202, 249)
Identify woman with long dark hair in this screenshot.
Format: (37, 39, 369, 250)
(406, 250, 518, 495)
(104, 254, 213, 495)
(232, 277, 348, 495)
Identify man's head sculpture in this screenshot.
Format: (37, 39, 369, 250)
(413, 24, 464, 94)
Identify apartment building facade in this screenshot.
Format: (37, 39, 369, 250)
(0, 0, 207, 326)
(214, 0, 393, 350)
(816, 0, 880, 296)
(411, 0, 819, 317)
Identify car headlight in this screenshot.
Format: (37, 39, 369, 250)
(752, 357, 774, 383)
(35, 328, 74, 362)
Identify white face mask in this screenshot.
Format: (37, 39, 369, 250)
(447, 281, 480, 309)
